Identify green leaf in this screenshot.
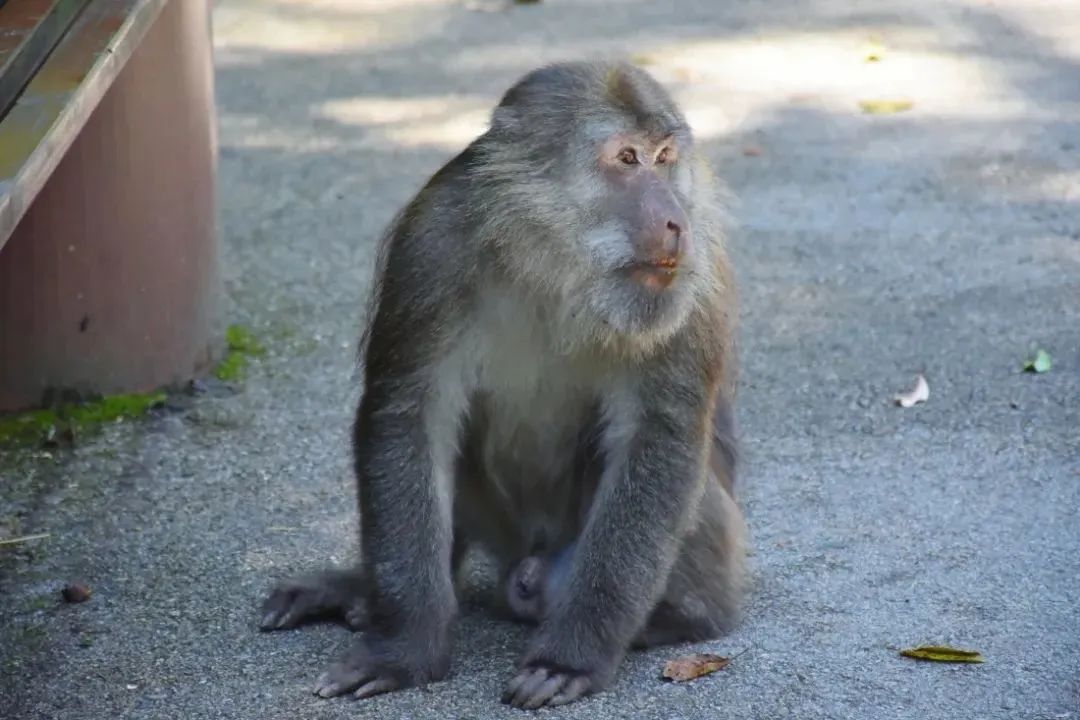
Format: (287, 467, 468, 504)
(900, 645, 985, 663)
(1023, 349, 1052, 373)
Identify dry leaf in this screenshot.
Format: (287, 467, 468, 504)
(862, 39, 886, 62)
(859, 99, 913, 114)
(894, 374, 929, 408)
(900, 645, 985, 663)
(662, 653, 730, 682)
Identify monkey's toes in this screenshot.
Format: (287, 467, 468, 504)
(259, 584, 318, 630)
(502, 666, 592, 709)
(259, 574, 369, 631)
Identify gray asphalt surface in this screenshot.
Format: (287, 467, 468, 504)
(2, 0, 1079, 718)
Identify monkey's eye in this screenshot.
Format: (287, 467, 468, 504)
(656, 147, 672, 164)
(618, 148, 639, 165)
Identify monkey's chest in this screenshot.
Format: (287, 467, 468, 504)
(467, 373, 599, 552)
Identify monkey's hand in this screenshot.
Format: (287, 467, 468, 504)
(259, 569, 369, 631)
(502, 662, 600, 709)
(314, 630, 451, 700)
(503, 623, 615, 710)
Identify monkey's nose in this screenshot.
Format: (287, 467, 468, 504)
(661, 220, 682, 262)
(643, 220, 682, 269)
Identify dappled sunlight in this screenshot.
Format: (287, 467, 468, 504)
(213, 9, 385, 54)
(638, 32, 1011, 139)
(219, 112, 350, 152)
(318, 96, 492, 149)
(213, 0, 448, 54)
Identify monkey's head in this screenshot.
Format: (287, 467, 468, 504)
(478, 60, 722, 351)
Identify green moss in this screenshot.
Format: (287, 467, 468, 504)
(0, 391, 166, 448)
(226, 325, 266, 356)
(0, 410, 56, 446)
(214, 352, 248, 381)
(214, 324, 266, 381)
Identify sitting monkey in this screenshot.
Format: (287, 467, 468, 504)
(260, 59, 747, 710)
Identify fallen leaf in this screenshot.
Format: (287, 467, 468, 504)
(1023, 349, 1052, 373)
(859, 99, 913, 114)
(894, 374, 929, 408)
(900, 645, 985, 663)
(662, 653, 730, 682)
(862, 38, 886, 62)
(62, 583, 92, 604)
(743, 145, 764, 157)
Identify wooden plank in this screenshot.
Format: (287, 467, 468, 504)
(0, 0, 168, 253)
(0, 0, 93, 117)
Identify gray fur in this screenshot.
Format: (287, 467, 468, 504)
(259, 59, 746, 709)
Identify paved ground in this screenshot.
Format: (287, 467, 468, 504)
(2, 0, 1079, 718)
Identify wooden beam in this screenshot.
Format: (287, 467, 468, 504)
(0, 0, 169, 253)
(0, 0, 92, 117)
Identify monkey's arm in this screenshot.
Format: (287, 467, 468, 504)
(505, 359, 716, 708)
(312, 372, 458, 699)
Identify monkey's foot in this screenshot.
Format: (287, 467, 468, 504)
(313, 635, 449, 700)
(259, 569, 369, 631)
(502, 665, 594, 709)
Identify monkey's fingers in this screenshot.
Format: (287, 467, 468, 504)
(549, 675, 592, 706)
(503, 667, 587, 709)
(502, 667, 543, 705)
(353, 676, 400, 700)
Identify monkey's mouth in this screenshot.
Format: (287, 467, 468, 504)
(621, 262, 678, 291)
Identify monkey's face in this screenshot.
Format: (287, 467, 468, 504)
(570, 128, 700, 342)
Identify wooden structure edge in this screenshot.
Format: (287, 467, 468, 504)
(0, 0, 169, 252)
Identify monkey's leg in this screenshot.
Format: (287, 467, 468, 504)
(262, 533, 470, 633)
(634, 396, 746, 648)
(260, 568, 370, 631)
(632, 478, 746, 648)
(313, 388, 458, 701)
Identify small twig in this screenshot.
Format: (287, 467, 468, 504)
(729, 644, 753, 660)
(0, 532, 51, 547)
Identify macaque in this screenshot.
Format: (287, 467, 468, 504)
(260, 59, 747, 710)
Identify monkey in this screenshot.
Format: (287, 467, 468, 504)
(258, 59, 747, 710)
